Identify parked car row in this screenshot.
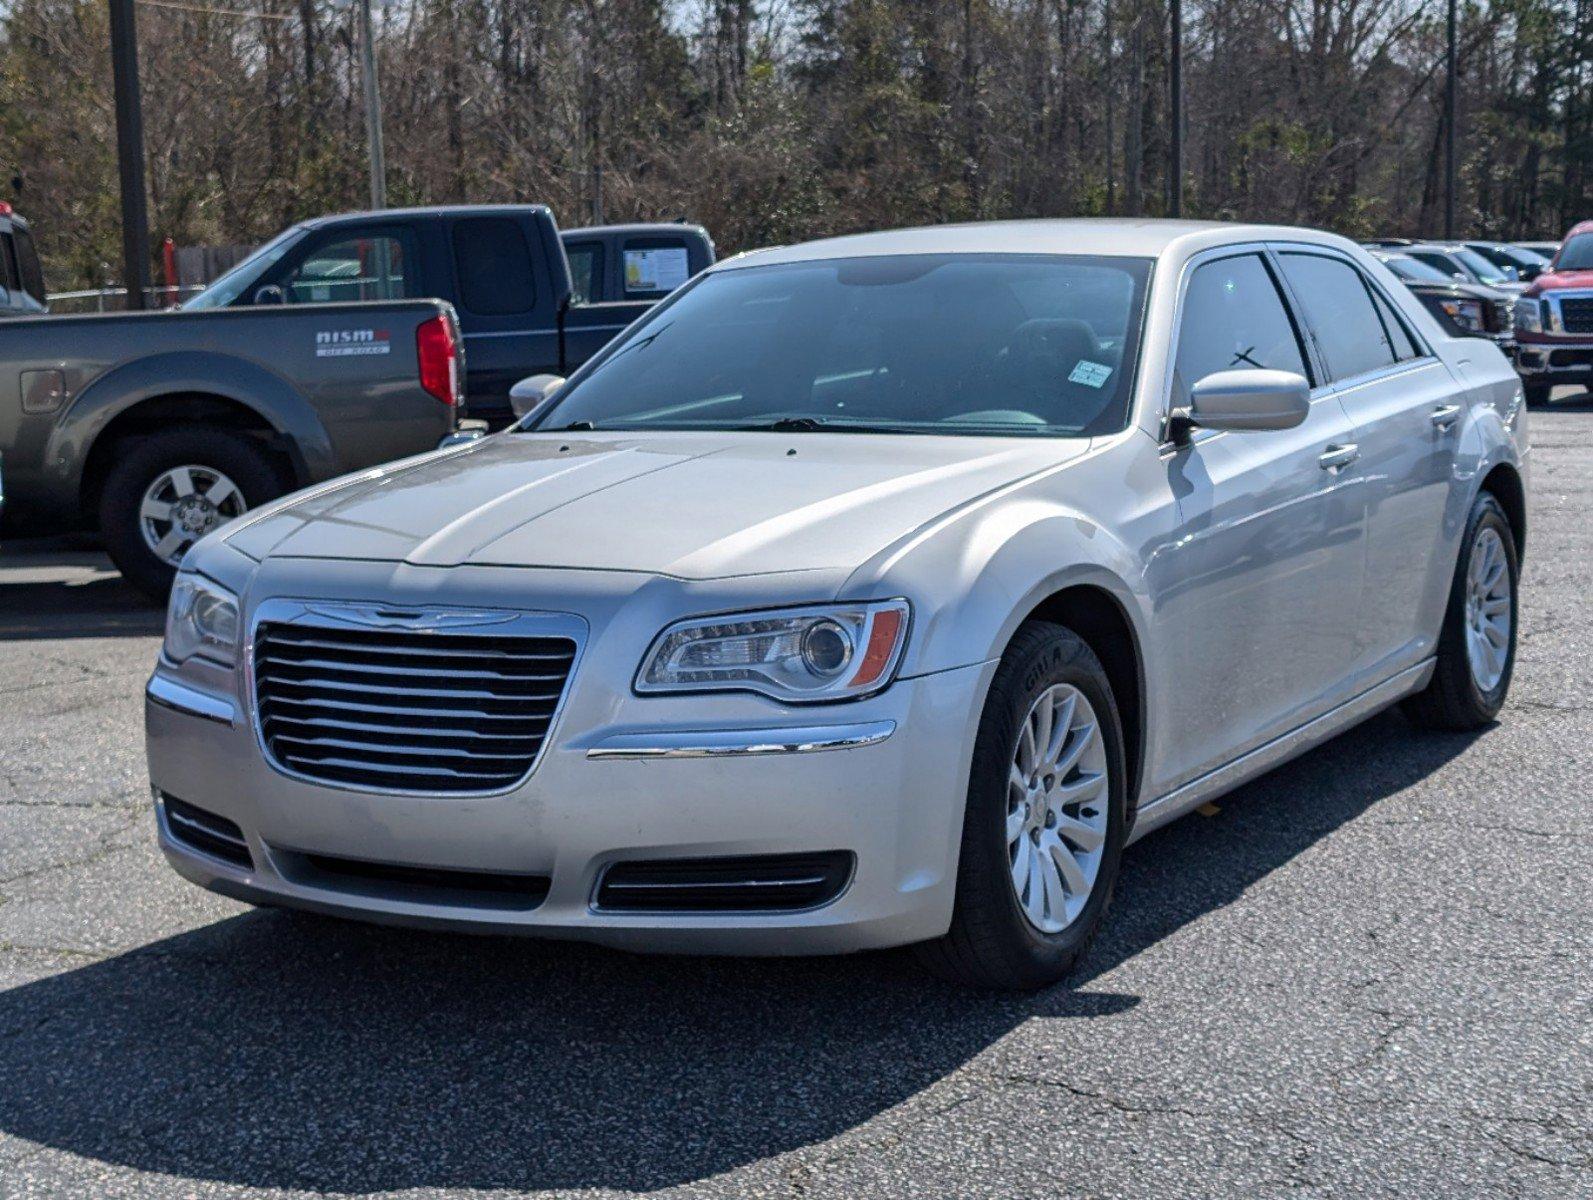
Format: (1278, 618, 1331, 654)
(0, 204, 714, 596)
(1365, 230, 1593, 404)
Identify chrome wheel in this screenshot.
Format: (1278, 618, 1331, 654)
(1007, 683, 1109, 934)
(1464, 526, 1512, 692)
(138, 465, 247, 565)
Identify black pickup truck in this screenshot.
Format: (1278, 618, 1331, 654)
(185, 205, 671, 426)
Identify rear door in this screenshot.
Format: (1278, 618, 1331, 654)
(445, 213, 562, 426)
(1274, 248, 1462, 686)
(1156, 249, 1365, 786)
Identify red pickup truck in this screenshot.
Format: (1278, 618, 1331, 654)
(1513, 220, 1593, 404)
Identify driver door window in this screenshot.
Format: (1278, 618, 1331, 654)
(281, 232, 414, 303)
(1174, 254, 1311, 405)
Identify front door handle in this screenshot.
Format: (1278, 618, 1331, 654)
(1319, 443, 1360, 472)
(1429, 403, 1462, 430)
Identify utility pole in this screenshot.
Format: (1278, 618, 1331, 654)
(108, 0, 151, 310)
(1444, 0, 1457, 238)
(357, 0, 387, 209)
(1169, 0, 1183, 217)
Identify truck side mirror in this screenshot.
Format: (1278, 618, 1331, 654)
(252, 284, 285, 305)
(509, 374, 566, 422)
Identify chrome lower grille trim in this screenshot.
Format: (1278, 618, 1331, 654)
(248, 601, 584, 796)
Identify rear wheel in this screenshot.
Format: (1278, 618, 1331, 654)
(98, 426, 286, 599)
(1402, 492, 1519, 730)
(916, 621, 1126, 990)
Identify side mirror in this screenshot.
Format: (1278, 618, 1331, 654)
(1180, 369, 1311, 435)
(509, 373, 566, 421)
(252, 284, 284, 305)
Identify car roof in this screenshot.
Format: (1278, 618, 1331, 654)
(718, 218, 1362, 270)
(302, 204, 552, 229)
(560, 222, 709, 239)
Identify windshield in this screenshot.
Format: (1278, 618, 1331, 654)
(1557, 233, 1593, 271)
(1450, 246, 1513, 284)
(182, 228, 304, 309)
(1383, 255, 1451, 283)
(531, 253, 1152, 438)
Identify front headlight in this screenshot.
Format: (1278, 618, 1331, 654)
(164, 573, 240, 665)
(637, 599, 911, 703)
(1513, 297, 1543, 334)
(1440, 298, 1486, 334)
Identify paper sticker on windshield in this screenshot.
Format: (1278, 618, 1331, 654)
(315, 328, 391, 357)
(1068, 360, 1113, 388)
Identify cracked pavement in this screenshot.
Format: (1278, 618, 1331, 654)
(0, 398, 1589, 1198)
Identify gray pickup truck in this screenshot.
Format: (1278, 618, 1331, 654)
(0, 299, 462, 596)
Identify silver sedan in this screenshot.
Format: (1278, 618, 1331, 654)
(146, 220, 1528, 989)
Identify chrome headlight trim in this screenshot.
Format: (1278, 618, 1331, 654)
(636, 599, 912, 704)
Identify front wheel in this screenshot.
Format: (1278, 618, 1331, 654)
(915, 621, 1127, 990)
(1523, 382, 1551, 408)
(1402, 492, 1519, 730)
(98, 426, 287, 600)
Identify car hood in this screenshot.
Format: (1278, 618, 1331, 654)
(1527, 268, 1593, 295)
(225, 430, 1088, 579)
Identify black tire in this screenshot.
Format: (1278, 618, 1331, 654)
(915, 620, 1127, 990)
(1523, 382, 1551, 408)
(1401, 492, 1519, 731)
(98, 426, 287, 600)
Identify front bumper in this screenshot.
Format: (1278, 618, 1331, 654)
(146, 649, 992, 955)
(1515, 340, 1593, 384)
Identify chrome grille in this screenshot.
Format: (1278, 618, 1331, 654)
(253, 617, 577, 793)
(1561, 296, 1593, 334)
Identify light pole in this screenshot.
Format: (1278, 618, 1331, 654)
(108, 0, 151, 309)
(334, 0, 388, 209)
(1169, 0, 1183, 218)
(1444, 0, 1457, 238)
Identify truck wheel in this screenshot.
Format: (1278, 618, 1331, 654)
(98, 427, 286, 600)
(915, 621, 1127, 990)
(1523, 382, 1551, 408)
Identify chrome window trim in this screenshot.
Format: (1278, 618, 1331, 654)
(245, 598, 588, 798)
(585, 720, 897, 760)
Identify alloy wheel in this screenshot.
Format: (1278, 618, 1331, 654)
(1007, 683, 1109, 934)
(138, 465, 248, 565)
(1463, 525, 1512, 693)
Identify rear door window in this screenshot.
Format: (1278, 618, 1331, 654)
(564, 241, 603, 305)
(282, 230, 415, 303)
(13, 226, 46, 302)
(1369, 287, 1422, 361)
(0, 231, 19, 295)
(452, 217, 537, 315)
(1174, 253, 1311, 402)
(1277, 253, 1397, 382)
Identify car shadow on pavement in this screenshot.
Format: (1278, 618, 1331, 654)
(0, 535, 163, 639)
(0, 710, 1481, 1193)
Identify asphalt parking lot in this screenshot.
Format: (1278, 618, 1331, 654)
(0, 396, 1589, 1199)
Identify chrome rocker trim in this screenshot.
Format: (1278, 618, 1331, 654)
(146, 674, 237, 726)
(586, 721, 897, 760)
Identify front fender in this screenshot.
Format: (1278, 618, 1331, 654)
(43, 351, 337, 507)
(842, 493, 1155, 684)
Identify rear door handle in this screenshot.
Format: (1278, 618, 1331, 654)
(1429, 403, 1462, 430)
(1319, 443, 1360, 472)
